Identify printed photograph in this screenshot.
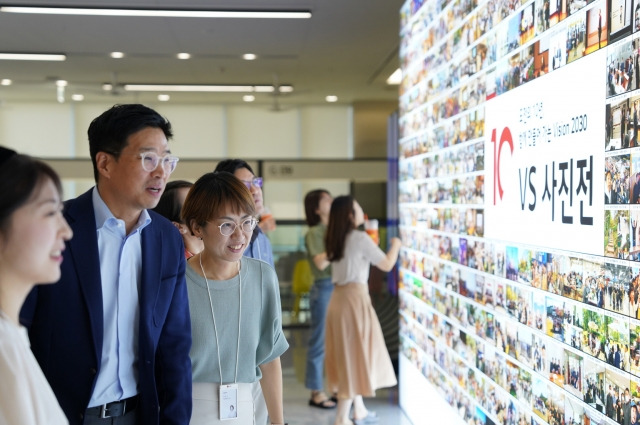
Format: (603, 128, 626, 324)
(605, 154, 631, 204)
(547, 295, 567, 343)
(604, 208, 631, 259)
(630, 318, 640, 376)
(602, 260, 631, 316)
(566, 393, 586, 425)
(584, 355, 606, 411)
(607, 35, 637, 96)
(565, 348, 586, 399)
(566, 10, 588, 63)
(583, 306, 606, 357)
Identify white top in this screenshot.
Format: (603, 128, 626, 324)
(331, 230, 386, 286)
(0, 313, 68, 425)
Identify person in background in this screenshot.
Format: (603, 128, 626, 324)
(153, 180, 203, 258)
(214, 159, 274, 266)
(213, 159, 274, 424)
(324, 195, 401, 425)
(0, 147, 72, 425)
(303, 189, 337, 409)
(20, 104, 193, 425)
(181, 171, 288, 425)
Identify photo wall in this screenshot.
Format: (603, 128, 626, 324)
(398, 0, 640, 424)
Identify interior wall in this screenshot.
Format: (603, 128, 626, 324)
(0, 100, 384, 220)
(353, 100, 398, 158)
(0, 101, 354, 161)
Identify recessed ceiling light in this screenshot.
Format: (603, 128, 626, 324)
(177, 53, 191, 60)
(386, 68, 402, 85)
(325, 95, 338, 103)
(0, 79, 12, 86)
(71, 94, 84, 101)
(110, 52, 125, 59)
(56, 80, 68, 87)
(102, 84, 113, 91)
(242, 53, 257, 60)
(0, 6, 312, 19)
(243, 95, 256, 102)
(0, 53, 66, 61)
(158, 94, 171, 101)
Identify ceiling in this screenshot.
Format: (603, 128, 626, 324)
(0, 0, 404, 108)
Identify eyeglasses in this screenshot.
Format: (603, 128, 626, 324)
(240, 177, 263, 190)
(215, 217, 257, 236)
(139, 152, 179, 173)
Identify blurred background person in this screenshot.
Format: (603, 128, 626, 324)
(153, 180, 203, 258)
(324, 195, 401, 425)
(0, 147, 73, 424)
(182, 171, 288, 425)
(303, 189, 336, 409)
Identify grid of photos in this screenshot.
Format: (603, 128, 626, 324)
(399, 0, 640, 422)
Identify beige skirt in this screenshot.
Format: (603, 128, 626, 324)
(191, 382, 254, 425)
(325, 283, 397, 399)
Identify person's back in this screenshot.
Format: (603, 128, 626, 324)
(20, 104, 192, 425)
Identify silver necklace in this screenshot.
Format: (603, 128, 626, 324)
(198, 254, 242, 384)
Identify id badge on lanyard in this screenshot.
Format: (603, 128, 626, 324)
(219, 383, 238, 420)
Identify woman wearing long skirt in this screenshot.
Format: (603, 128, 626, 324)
(324, 196, 401, 425)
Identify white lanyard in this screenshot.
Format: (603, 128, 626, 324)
(199, 255, 242, 384)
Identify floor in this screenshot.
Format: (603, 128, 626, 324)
(279, 326, 413, 425)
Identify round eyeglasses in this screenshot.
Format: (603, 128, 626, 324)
(139, 152, 179, 174)
(216, 217, 257, 236)
(241, 177, 263, 190)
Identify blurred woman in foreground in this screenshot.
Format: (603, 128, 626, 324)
(0, 147, 73, 424)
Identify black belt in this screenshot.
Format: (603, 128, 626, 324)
(86, 395, 139, 419)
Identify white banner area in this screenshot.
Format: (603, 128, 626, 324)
(485, 50, 606, 255)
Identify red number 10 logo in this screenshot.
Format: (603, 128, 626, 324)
(491, 127, 514, 205)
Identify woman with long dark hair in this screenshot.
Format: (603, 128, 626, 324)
(303, 189, 336, 409)
(0, 147, 72, 424)
(324, 195, 401, 425)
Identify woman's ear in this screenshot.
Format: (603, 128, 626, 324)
(190, 219, 203, 239)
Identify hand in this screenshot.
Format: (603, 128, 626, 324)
(391, 237, 402, 248)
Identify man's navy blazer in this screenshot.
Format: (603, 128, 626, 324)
(21, 188, 192, 425)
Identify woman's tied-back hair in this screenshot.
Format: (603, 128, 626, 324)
(182, 172, 257, 236)
(0, 149, 62, 236)
(324, 195, 356, 262)
(303, 189, 330, 227)
(152, 180, 193, 223)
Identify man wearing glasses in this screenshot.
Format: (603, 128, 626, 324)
(21, 104, 192, 425)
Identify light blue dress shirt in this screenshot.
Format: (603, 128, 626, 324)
(88, 187, 151, 407)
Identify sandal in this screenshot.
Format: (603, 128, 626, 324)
(309, 392, 337, 409)
(352, 411, 378, 425)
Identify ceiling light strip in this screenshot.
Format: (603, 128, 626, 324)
(123, 84, 293, 93)
(0, 53, 66, 61)
(0, 6, 311, 19)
